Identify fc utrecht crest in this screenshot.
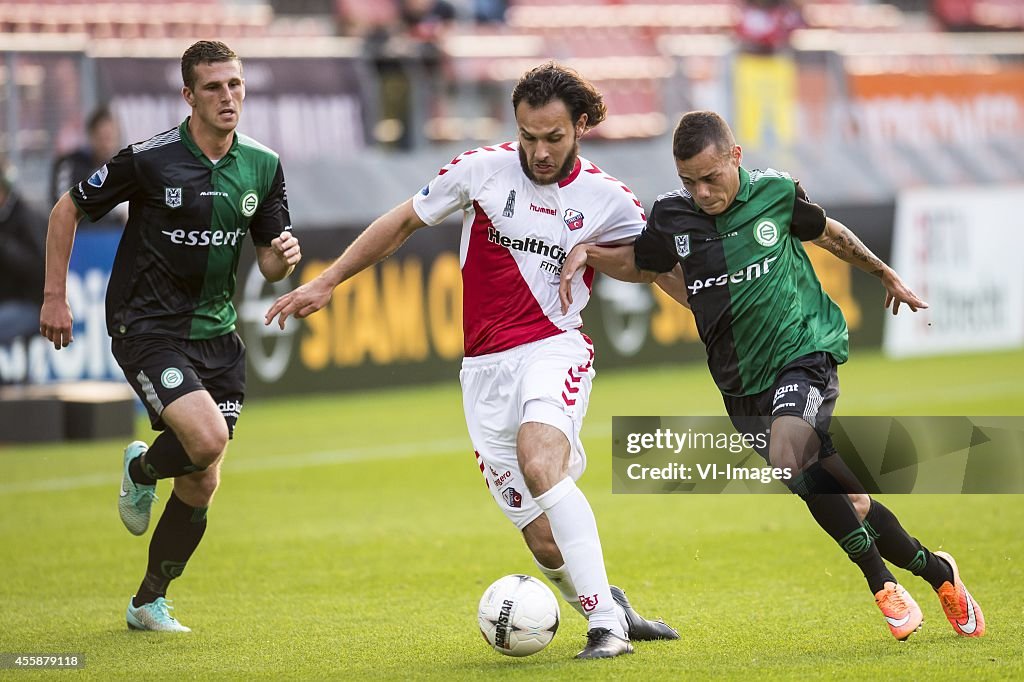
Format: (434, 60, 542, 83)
(501, 487, 523, 508)
(165, 187, 183, 209)
(563, 208, 584, 231)
(674, 233, 691, 259)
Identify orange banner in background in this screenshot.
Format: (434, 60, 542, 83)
(845, 69, 1024, 143)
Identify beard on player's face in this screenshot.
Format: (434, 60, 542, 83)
(519, 136, 579, 186)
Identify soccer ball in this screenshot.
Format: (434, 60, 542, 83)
(478, 574, 560, 657)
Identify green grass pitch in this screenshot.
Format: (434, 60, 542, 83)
(1, 348, 1022, 680)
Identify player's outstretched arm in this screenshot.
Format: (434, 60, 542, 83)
(264, 198, 428, 329)
(256, 230, 301, 282)
(813, 217, 928, 315)
(40, 192, 84, 350)
(559, 241, 658, 314)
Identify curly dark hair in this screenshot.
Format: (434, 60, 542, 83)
(181, 40, 240, 91)
(672, 110, 735, 161)
(511, 62, 606, 130)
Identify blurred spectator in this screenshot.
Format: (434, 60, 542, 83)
(364, 0, 457, 148)
(735, 0, 804, 54)
(473, 0, 507, 24)
(400, 0, 457, 41)
(49, 106, 125, 229)
(0, 163, 47, 344)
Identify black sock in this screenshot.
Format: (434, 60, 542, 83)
(809, 495, 893, 593)
(789, 464, 894, 594)
(864, 499, 953, 590)
(133, 492, 208, 607)
(136, 431, 202, 481)
(128, 455, 156, 486)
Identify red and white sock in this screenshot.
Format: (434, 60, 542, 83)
(534, 557, 629, 633)
(534, 478, 624, 638)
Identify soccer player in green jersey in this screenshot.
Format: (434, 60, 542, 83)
(558, 110, 985, 641)
(40, 41, 301, 632)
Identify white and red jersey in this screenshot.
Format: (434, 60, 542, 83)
(412, 142, 646, 357)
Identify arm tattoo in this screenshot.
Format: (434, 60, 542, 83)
(820, 224, 886, 276)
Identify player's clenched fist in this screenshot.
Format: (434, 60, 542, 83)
(270, 230, 301, 266)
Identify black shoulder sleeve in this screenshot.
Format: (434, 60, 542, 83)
(634, 200, 679, 274)
(68, 145, 136, 222)
(249, 159, 291, 247)
(790, 180, 827, 241)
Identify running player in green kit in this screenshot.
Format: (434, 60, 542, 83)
(558, 111, 985, 642)
(40, 40, 301, 632)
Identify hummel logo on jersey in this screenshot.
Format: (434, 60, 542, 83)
(503, 189, 516, 217)
(165, 187, 182, 208)
(563, 208, 584, 231)
(162, 228, 244, 247)
(487, 226, 567, 269)
(687, 255, 779, 296)
(530, 202, 555, 216)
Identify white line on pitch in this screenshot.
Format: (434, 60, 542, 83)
(0, 424, 614, 495)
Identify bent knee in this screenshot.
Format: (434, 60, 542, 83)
(185, 428, 228, 470)
(519, 458, 552, 493)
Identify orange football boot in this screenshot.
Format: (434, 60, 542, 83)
(875, 582, 923, 641)
(934, 551, 985, 637)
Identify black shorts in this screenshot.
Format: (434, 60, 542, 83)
(722, 352, 840, 461)
(112, 332, 246, 437)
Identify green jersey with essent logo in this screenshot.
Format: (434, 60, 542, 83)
(635, 167, 848, 397)
(69, 118, 291, 340)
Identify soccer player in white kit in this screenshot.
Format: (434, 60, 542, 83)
(265, 63, 679, 659)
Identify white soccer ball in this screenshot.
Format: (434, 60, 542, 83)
(478, 574, 560, 657)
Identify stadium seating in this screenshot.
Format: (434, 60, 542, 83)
(934, 0, 1024, 30)
(0, 2, 331, 39)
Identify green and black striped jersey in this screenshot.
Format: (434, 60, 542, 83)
(635, 167, 848, 397)
(70, 117, 291, 340)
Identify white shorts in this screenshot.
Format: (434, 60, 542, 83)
(460, 330, 596, 529)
